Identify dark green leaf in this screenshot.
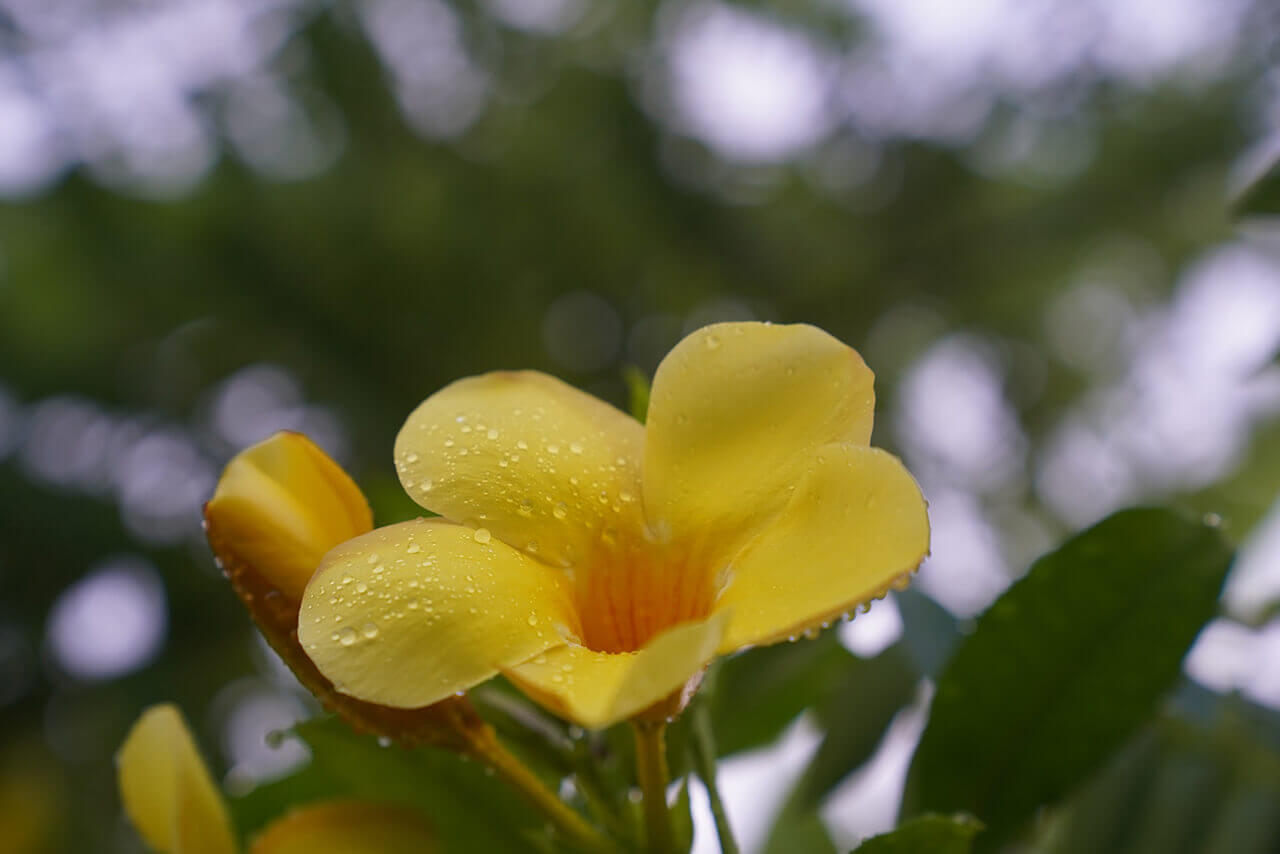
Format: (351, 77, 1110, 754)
(904, 507, 1234, 849)
(230, 716, 549, 852)
(852, 814, 982, 854)
(896, 589, 963, 677)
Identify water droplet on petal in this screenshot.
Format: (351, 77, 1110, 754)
(487, 428, 499, 440)
(553, 503, 568, 520)
(407, 543, 421, 554)
(473, 528, 492, 544)
(547, 443, 561, 455)
(406, 453, 419, 463)
(569, 442, 583, 454)
(338, 627, 357, 646)
(361, 622, 379, 639)
(705, 333, 721, 349)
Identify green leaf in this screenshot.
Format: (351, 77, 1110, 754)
(761, 805, 839, 854)
(1232, 142, 1280, 218)
(904, 507, 1234, 849)
(623, 365, 650, 423)
(671, 778, 695, 854)
(709, 630, 861, 757)
(796, 644, 919, 806)
(852, 814, 983, 854)
(230, 716, 548, 852)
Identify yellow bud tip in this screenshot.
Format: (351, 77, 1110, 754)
(206, 431, 373, 602)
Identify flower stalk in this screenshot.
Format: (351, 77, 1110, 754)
(465, 728, 611, 853)
(633, 719, 677, 854)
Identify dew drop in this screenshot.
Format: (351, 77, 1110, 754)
(526, 541, 540, 555)
(407, 598, 420, 610)
(517, 440, 528, 450)
(443, 439, 455, 448)
(487, 428, 499, 440)
(338, 627, 357, 646)
(705, 333, 721, 350)
(553, 503, 568, 520)
(473, 528, 492, 544)
(527, 614, 538, 627)
(518, 499, 534, 518)
(569, 442, 583, 454)
(407, 543, 421, 554)
(340, 575, 353, 586)
(547, 443, 561, 455)
(406, 453, 419, 463)
(361, 622, 379, 639)
(419, 479, 434, 492)
(355, 582, 368, 593)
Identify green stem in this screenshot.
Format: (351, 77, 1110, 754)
(690, 702, 740, 854)
(470, 731, 612, 852)
(633, 719, 677, 854)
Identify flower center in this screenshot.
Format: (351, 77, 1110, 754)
(570, 541, 715, 654)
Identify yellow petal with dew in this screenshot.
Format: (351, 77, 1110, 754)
(116, 704, 238, 854)
(207, 432, 372, 601)
(644, 322, 875, 548)
(300, 518, 576, 708)
(715, 444, 929, 651)
(503, 612, 728, 729)
(249, 801, 434, 854)
(394, 371, 645, 569)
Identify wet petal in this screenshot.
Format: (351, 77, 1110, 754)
(716, 444, 929, 651)
(116, 704, 238, 854)
(394, 371, 645, 568)
(503, 612, 728, 729)
(207, 432, 372, 601)
(249, 802, 434, 854)
(299, 518, 575, 708)
(644, 322, 875, 546)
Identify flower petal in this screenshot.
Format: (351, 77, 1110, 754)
(299, 518, 575, 708)
(116, 704, 238, 854)
(394, 371, 645, 568)
(249, 802, 435, 854)
(503, 612, 728, 729)
(644, 322, 875, 545)
(715, 444, 929, 651)
(207, 432, 372, 601)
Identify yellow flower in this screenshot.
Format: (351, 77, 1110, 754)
(116, 704, 435, 854)
(298, 322, 930, 729)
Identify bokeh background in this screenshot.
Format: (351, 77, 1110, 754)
(2, 0, 1280, 851)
